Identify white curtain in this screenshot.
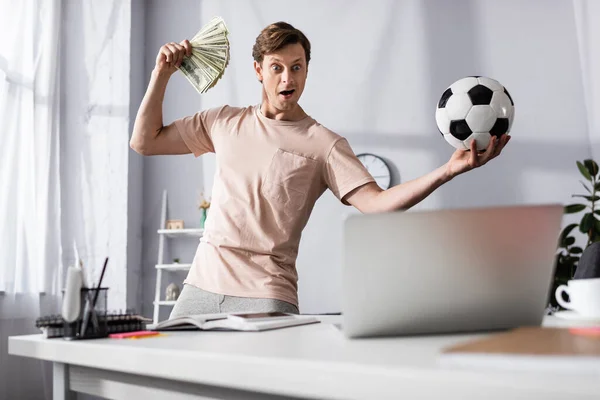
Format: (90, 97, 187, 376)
(573, 0, 600, 161)
(0, 0, 62, 398)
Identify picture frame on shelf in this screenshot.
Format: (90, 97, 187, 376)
(166, 219, 184, 230)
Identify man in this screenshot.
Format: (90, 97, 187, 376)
(130, 22, 510, 318)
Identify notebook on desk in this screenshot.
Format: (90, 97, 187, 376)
(438, 327, 600, 374)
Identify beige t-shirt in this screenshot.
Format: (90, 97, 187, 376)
(173, 105, 375, 307)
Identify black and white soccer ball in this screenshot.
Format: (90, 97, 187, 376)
(435, 76, 515, 151)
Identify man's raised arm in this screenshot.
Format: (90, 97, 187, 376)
(130, 40, 192, 156)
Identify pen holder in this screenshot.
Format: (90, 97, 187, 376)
(63, 287, 109, 340)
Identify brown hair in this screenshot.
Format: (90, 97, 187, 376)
(252, 22, 311, 66)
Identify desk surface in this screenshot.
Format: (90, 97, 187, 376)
(9, 315, 600, 400)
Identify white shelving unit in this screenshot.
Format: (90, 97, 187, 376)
(153, 190, 204, 324)
(155, 263, 193, 271)
(157, 229, 205, 238)
(155, 300, 177, 306)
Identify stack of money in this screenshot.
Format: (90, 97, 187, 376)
(179, 16, 230, 94)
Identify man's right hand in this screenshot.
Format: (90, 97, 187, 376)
(155, 40, 192, 76)
(130, 39, 195, 156)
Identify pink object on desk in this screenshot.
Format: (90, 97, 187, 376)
(569, 327, 600, 338)
(109, 331, 162, 339)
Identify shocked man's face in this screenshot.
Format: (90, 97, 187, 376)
(254, 43, 308, 112)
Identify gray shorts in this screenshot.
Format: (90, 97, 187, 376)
(169, 284, 299, 320)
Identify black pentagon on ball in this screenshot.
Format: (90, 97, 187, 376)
(489, 118, 509, 137)
(449, 120, 472, 140)
(504, 87, 514, 105)
(438, 88, 453, 108)
(468, 84, 493, 105)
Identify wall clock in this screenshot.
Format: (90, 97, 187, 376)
(356, 153, 392, 190)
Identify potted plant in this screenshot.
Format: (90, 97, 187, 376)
(551, 159, 600, 307)
(197, 191, 211, 229)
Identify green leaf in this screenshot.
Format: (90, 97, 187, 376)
(560, 223, 579, 239)
(595, 181, 600, 191)
(570, 247, 583, 254)
(580, 212, 595, 233)
(580, 180, 592, 194)
(584, 159, 599, 177)
(578, 161, 592, 181)
(594, 210, 600, 216)
(594, 218, 600, 237)
(572, 195, 600, 202)
(559, 223, 579, 247)
(564, 204, 586, 213)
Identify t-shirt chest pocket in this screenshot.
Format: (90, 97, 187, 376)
(261, 149, 318, 210)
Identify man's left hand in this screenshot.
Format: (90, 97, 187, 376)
(446, 134, 511, 178)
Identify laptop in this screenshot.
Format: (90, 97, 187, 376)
(341, 204, 564, 338)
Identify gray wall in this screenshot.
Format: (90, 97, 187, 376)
(139, 0, 593, 316)
(127, 0, 145, 311)
(140, 0, 207, 321)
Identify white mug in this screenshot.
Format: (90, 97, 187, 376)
(555, 278, 600, 317)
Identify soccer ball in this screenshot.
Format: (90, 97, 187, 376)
(435, 76, 515, 151)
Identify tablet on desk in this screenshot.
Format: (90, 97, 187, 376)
(227, 312, 294, 323)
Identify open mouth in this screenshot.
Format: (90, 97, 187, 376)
(279, 89, 295, 97)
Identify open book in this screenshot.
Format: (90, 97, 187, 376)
(152, 312, 320, 332)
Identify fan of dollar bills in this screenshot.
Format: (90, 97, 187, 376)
(179, 16, 230, 94)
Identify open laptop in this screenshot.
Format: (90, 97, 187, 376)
(341, 204, 563, 338)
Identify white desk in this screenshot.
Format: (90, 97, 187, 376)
(8, 316, 600, 400)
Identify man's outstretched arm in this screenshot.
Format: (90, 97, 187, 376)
(130, 40, 192, 156)
(345, 135, 510, 213)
